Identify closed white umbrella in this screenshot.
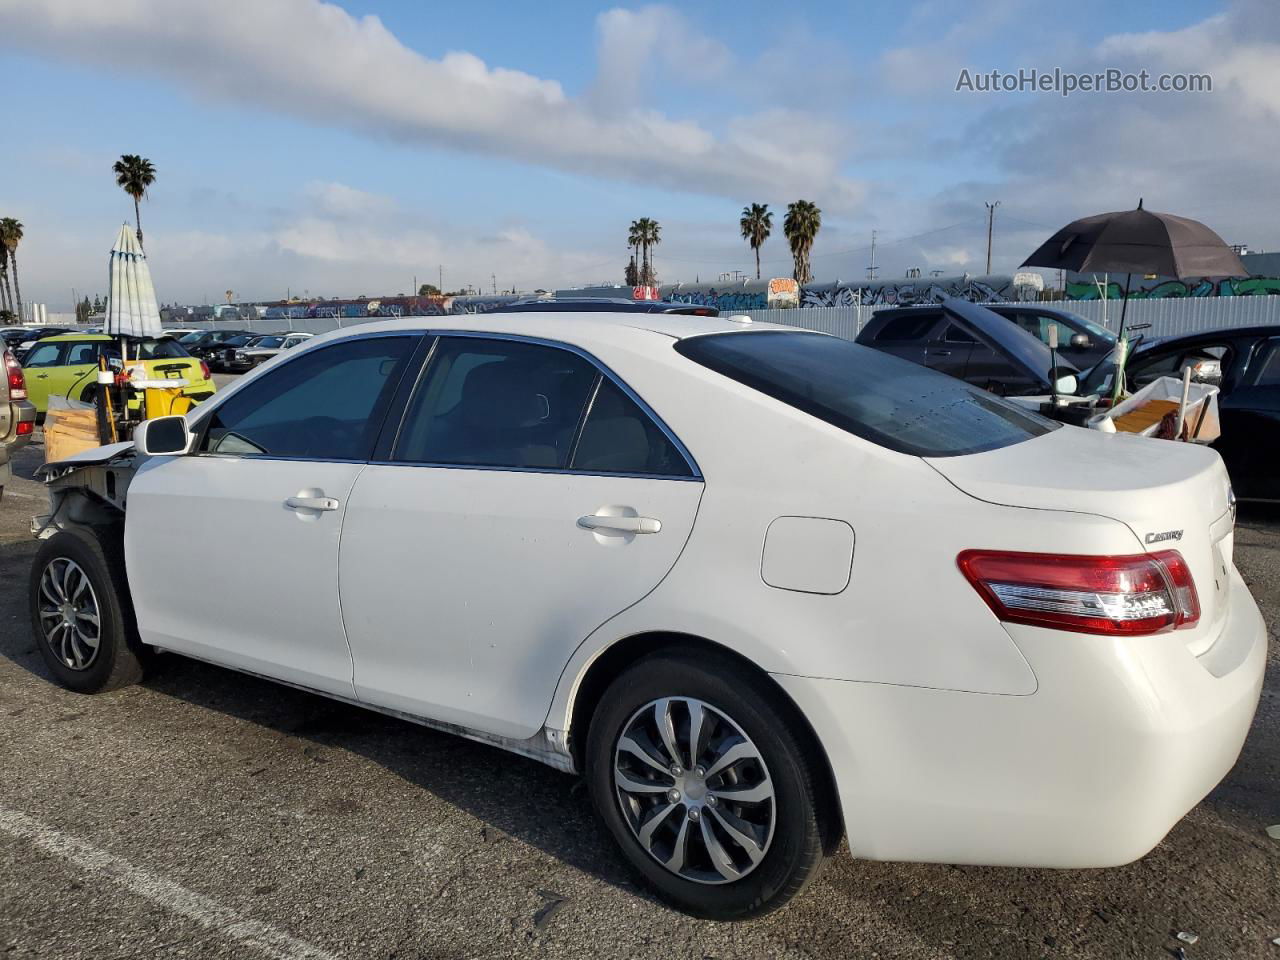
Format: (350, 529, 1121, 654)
(105, 224, 162, 338)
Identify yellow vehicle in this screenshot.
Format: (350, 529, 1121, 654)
(21, 333, 216, 415)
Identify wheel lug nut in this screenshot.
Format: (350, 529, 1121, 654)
(694, 766, 705, 778)
(670, 765, 683, 776)
(667, 789, 680, 803)
(688, 808, 701, 822)
(706, 795, 717, 807)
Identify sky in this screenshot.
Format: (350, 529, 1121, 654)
(1, 0, 1277, 309)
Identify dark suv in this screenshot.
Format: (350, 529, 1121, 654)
(856, 301, 1080, 396)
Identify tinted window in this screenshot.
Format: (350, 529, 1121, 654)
(253, 336, 285, 349)
(871, 313, 940, 341)
(395, 337, 597, 469)
(1248, 340, 1280, 387)
(178, 332, 204, 344)
(943, 324, 977, 344)
(200, 336, 414, 459)
(23, 343, 63, 367)
(103, 339, 189, 361)
(571, 378, 693, 477)
(65, 341, 101, 364)
(676, 331, 1057, 457)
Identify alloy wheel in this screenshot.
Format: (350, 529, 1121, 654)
(613, 696, 775, 885)
(37, 557, 102, 671)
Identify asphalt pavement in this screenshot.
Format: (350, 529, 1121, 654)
(1, 420, 1278, 959)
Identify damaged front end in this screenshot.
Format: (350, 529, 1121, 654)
(32, 441, 138, 539)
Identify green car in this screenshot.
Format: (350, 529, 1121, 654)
(21, 334, 217, 415)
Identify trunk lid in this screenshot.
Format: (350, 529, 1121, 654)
(926, 425, 1235, 654)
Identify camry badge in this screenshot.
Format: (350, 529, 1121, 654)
(1144, 530, 1184, 544)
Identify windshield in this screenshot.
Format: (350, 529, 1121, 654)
(252, 336, 284, 348)
(1077, 334, 1148, 396)
(178, 332, 205, 344)
(675, 331, 1057, 457)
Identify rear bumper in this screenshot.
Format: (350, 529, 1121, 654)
(3, 400, 36, 451)
(774, 568, 1267, 867)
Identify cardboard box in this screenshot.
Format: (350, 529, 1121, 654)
(44, 407, 104, 463)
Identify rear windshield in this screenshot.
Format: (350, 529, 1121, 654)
(103, 339, 190, 360)
(675, 331, 1057, 457)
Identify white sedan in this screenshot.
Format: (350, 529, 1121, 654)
(28, 312, 1266, 919)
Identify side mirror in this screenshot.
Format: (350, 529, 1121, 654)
(133, 415, 195, 455)
(1069, 333, 1090, 349)
(1054, 373, 1079, 395)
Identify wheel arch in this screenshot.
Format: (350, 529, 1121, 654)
(564, 630, 844, 852)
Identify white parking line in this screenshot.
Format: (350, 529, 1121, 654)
(0, 806, 340, 960)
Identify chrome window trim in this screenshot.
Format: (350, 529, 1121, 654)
(182, 327, 703, 481)
(386, 329, 702, 481)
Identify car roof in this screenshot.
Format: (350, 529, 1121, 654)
(301, 311, 780, 348)
(1133, 325, 1280, 351)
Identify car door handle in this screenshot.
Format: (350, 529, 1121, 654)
(34, 373, 49, 379)
(928, 349, 952, 357)
(577, 515, 662, 534)
(286, 495, 340, 511)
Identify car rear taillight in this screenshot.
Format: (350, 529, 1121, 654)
(16, 420, 32, 436)
(957, 549, 1200, 636)
(200, 360, 211, 380)
(4, 350, 26, 400)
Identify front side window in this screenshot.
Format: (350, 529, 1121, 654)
(1247, 340, 1280, 387)
(394, 337, 597, 470)
(676, 331, 1057, 458)
(23, 343, 63, 368)
(200, 336, 415, 459)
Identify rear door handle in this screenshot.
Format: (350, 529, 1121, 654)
(286, 495, 340, 512)
(928, 349, 952, 357)
(577, 515, 662, 534)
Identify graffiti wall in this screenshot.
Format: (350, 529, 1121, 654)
(661, 278, 798, 311)
(1066, 276, 1280, 300)
(799, 274, 1018, 307)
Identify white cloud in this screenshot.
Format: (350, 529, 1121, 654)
(301, 181, 396, 219)
(0, 0, 863, 210)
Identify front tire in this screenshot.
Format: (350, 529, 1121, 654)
(586, 651, 831, 919)
(29, 530, 145, 694)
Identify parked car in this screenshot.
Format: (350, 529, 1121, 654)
(501, 296, 720, 316)
(856, 299, 1080, 396)
(1, 348, 36, 499)
(21, 334, 216, 414)
(223, 331, 315, 372)
(205, 334, 262, 372)
(30, 314, 1264, 919)
(1078, 325, 1280, 500)
(178, 329, 256, 361)
(13, 326, 74, 359)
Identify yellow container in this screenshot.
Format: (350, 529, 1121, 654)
(144, 387, 195, 419)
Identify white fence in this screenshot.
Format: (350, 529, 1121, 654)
(739, 295, 1280, 342)
(145, 294, 1280, 343)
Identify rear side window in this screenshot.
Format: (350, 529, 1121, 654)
(870, 313, 940, 341)
(571, 378, 693, 477)
(394, 337, 598, 469)
(675, 331, 1057, 458)
(1247, 340, 1280, 387)
(200, 336, 415, 459)
(65, 342, 101, 364)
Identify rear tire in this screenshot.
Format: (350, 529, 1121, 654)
(586, 651, 830, 919)
(29, 530, 144, 694)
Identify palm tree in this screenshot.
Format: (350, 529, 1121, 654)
(629, 217, 661, 286)
(0, 248, 11, 313)
(113, 154, 157, 246)
(783, 200, 821, 284)
(740, 203, 773, 280)
(0, 218, 23, 321)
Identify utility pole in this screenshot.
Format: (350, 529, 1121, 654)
(491, 274, 497, 295)
(438, 265, 443, 293)
(866, 230, 878, 282)
(985, 201, 1000, 275)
